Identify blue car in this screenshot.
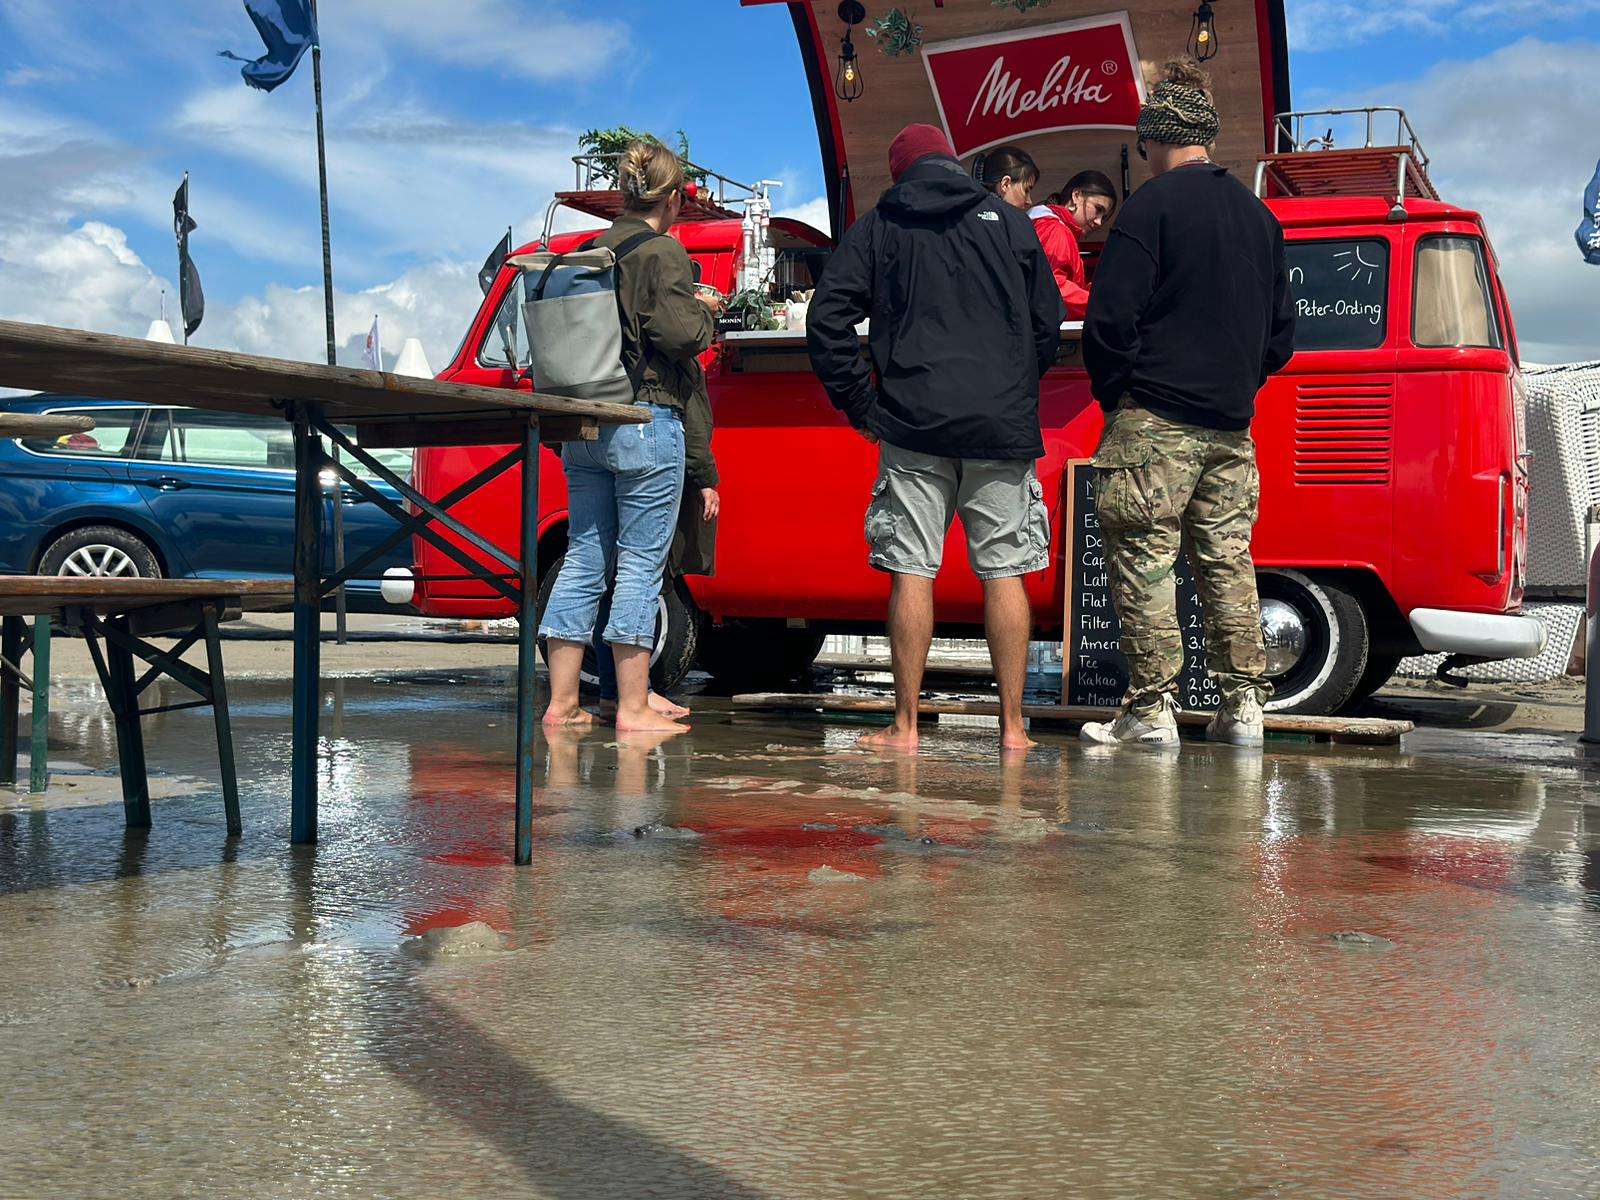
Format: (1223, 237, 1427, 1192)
(0, 396, 413, 608)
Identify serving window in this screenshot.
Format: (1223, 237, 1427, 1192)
(1284, 238, 1391, 351)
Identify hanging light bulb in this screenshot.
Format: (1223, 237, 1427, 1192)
(835, 1, 866, 103)
(1189, 0, 1220, 62)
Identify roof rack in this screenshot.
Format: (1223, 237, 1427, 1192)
(1254, 107, 1437, 218)
(541, 154, 781, 241)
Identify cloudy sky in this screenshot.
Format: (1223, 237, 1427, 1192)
(0, 0, 1595, 367)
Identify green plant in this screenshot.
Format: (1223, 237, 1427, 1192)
(992, 0, 1052, 11)
(724, 288, 780, 332)
(867, 8, 923, 56)
(575, 127, 708, 186)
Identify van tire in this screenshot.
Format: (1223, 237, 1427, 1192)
(38, 526, 162, 579)
(1350, 652, 1404, 707)
(699, 623, 826, 690)
(1258, 570, 1369, 715)
(534, 556, 701, 694)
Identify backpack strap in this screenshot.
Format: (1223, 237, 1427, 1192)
(607, 230, 668, 396)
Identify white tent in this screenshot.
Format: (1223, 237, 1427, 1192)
(392, 337, 433, 378)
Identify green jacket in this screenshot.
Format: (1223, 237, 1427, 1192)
(596, 215, 719, 574)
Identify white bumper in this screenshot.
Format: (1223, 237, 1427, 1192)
(1408, 608, 1547, 660)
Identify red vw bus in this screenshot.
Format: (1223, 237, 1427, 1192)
(407, 4, 1541, 714)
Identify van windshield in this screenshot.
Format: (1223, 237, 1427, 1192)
(1284, 239, 1390, 351)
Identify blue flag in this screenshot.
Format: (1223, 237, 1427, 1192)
(220, 0, 318, 93)
(1579, 159, 1600, 267)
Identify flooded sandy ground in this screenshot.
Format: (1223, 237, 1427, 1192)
(3, 672, 1600, 1198)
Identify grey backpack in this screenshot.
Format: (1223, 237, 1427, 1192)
(512, 230, 659, 405)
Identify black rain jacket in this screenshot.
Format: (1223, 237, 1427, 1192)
(806, 156, 1063, 460)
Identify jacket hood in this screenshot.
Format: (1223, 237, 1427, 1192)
(879, 156, 991, 219)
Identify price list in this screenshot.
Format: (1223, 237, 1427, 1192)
(1063, 462, 1221, 712)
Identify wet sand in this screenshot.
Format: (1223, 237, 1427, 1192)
(3, 653, 1600, 1197)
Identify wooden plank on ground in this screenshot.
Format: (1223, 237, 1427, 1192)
(0, 320, 649, 430)
(731, 692, 1413, 746)
(0, 577, 293, 617)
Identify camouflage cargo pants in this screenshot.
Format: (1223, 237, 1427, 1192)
(1092, 402, 1271, 717)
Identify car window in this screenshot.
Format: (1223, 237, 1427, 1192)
(325, 436, 413, 485)
(20, 407, 144, 458)
(1413, 235, 1503, 350)
(1284, 238, 1390, 351)
(148, 410, 296, 469)
(477, 276, 530, 369)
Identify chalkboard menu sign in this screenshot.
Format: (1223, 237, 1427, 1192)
(1063, 461, 1221, 712)
(1284, 238, 1389, 351)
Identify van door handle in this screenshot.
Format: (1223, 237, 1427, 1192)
(143, 476, 190, 492)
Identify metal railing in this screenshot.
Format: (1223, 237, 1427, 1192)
(1269, 106, 1429, 168)
(570, 153, 772, 210)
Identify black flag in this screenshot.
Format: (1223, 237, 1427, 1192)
(479, 227, 512, 296)
(173, 177, 205, 338)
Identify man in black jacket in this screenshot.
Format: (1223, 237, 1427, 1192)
(1081, 60, 1296, 749)
(808, 124, 1063, 752)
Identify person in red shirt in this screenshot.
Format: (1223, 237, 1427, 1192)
(1029, 169, 1118, 319)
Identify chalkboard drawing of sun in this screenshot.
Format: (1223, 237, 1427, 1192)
(1333, 245, 1382, 285)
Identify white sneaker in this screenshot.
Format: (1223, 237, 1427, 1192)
(1207, 694, 1265, 747)
(1080, 698, 1180, 747)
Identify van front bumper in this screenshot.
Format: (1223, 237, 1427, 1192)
(1408, 608, 1547, 660)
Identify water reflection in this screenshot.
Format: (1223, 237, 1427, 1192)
(1, 678, 1599, 1196)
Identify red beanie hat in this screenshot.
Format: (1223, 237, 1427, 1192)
(889, 124, 956, 182)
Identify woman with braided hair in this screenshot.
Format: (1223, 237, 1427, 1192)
(1079, 58, 1296, 750)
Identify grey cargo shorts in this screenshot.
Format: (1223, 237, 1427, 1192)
(864, 442, 1051, 580)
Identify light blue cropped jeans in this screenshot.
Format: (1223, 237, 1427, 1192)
(539, 404, 684, 650)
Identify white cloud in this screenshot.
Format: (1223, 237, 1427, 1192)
(1288, 0, 1600, 51)
(331, 0, 630, 82)
(1375, 39, 1600, 361)
(776, 196, 832, 237)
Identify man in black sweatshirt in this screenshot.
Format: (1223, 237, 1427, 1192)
(809, 123, 1063, 753)
(1081, 61, 1296, 749)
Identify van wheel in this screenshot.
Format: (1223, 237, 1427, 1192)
(1258, 571, 1369, 715)
(534, 556, 701, 694)
(38, 526, 162, 579)
(699, 623, 826, 690)
(1350, 652, 1404, 707)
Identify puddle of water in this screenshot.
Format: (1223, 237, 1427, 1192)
(2, 676, 1600, 1197)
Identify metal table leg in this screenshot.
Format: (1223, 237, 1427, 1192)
(515, 419, 541, 865)
(202, 602, 241, 838)
(291, 403, 324, 844)
(104, 615, 152, 829)
(0, 615, 23, 788)
(29, 616, 50, 794)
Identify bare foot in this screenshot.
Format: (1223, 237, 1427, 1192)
(648, 692, 691, 719)
(542, 704, 596, 729)
(1000, 728, 1037, 751)
(614, 707, 689, 735)
(858, 724, 919, 752)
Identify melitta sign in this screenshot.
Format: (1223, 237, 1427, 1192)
(922, 13, 1146, 159)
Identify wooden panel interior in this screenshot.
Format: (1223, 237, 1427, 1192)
(805, 0, 1268, 236)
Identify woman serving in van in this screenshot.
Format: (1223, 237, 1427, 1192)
(1031, 170, 1118, 320)
(539, 140, 725, 734)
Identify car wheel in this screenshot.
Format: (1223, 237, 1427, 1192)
(38, 526, 162, 580)
(1258, 570, 1369, 715)
(534, 556, 701, 694)
(698, 622, 826, 691)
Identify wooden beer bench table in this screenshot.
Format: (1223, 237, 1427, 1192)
(0, 319, 647, 862)
(0, 578, 291, 832)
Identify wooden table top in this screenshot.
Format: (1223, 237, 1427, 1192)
(0, 576, 293, 617)
(0, 412, 95, 439)
(0, 320, 649, 446)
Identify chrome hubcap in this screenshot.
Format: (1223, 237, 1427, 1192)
(61, 545, 140, 578)
(1261, 597, 1308, 678)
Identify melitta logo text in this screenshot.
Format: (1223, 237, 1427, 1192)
(922, 13, 1146, 159)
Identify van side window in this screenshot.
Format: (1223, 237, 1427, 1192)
(1283, 239, 1389, 350)
(1413, 235, 1503, 350)
(477, 276, 530, 369)
(21, 407, 144, 457)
